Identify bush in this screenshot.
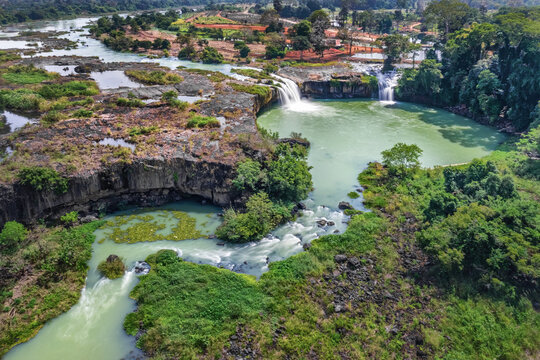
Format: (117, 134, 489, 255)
(97, 255, 125, 279)
(200, 46, 224, 64)
(60, 211, 78, 226)
(216, 192, 292, 243)
(17, 166, 68, 193)
(229, 83, 272, 101)
(232, 159, 262, 191)
(266, 144, 312, 203)
(161, 90, 189, 110)
(128, 125, 159, 137)
(186, 114, 220, 129)
(0, 221, 27, 253)
(41, 110, 67, 124)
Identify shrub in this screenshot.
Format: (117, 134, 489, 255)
(161, 91, 189, 110)
(186, 114, 220, 129)
(266, 143, 312, 203)
(17, 166, 68, 193)
(200, 46, 224, 64)
(0, 221, 27, 253)
(125, 70, 183, 85)
(229, 83, 272, 101)
(97, 255, 125, 279)
(232, 159, 263, 191)
(41, 110, 67, 124)
(128, 125, 159, 137)
(216, 192, 292, 243)
(60, 211, 78, 226)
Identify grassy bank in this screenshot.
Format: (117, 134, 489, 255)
(126, 128, 540, 359)
(0, 221, 104, 356)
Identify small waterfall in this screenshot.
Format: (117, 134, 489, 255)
(351, 63, 400, 103)
(273, 75, 322, 112)
(376, 71, 399, 102)
(273, 75, 302, 106)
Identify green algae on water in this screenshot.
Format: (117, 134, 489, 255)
(101, 210, 205, 243)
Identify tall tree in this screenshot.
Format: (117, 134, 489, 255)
(424, 0, 472, 37)
(375, 33, 413, 69)
(310, 18, 328, 58)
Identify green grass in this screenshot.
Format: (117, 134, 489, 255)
(229, 82, 273, 102)
(0, 89, 43, 111)
(180, 68, 231, 83)
(1, 65, 57, 84)
(125, 250, 265, 358)
(231, 68, 274, 81)
(38, 81, 99, 99)
(125, 70, 183, 85)
(186, 114, 220, 129)
(0, 221, 104, 356)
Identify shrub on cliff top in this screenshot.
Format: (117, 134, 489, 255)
(17, 166, 68, 193)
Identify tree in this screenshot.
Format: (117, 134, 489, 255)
(273, 0, 283, 13)
(375, 33, 412, 69)
(310, 18, 328, 58)
(200, 46, 223, 64)
(424, 0, 472, 37)
(338, 26, 354, 55)
(381, 143, 423, 176)
(292, 36, 312, 60)
(308, 9, 330, 27)
(290, 20, 312, 37)
(261, 9, 280, 25)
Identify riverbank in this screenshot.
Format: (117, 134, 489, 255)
(125, 130, 540, 359)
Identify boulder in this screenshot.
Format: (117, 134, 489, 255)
(338, 201, 353, 210)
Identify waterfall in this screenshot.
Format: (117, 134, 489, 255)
(273, 75, 302, 106)
(351, 63, 400, 103)
(376, 71, 399, 103)
(272, 75, 321, 112)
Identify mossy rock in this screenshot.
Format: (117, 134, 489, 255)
(97, 254, 125, 279)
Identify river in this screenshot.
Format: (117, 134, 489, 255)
(2, 15, 506, 360)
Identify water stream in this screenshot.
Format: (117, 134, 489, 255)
(1, 16, 508, 360)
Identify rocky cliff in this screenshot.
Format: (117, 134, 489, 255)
(0, 57, 278, 225)
(277, 64, 377, 99)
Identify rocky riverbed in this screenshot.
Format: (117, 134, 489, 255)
(0, 56, 278, 225)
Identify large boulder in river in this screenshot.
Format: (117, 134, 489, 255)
(338, 201, 354, 210)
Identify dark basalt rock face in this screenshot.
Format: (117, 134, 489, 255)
(277, 65, 375, 99)
(0, 157, 236, 225)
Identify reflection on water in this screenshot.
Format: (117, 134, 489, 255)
(90, 71, 142, 90)
(0, 110, 37, 133)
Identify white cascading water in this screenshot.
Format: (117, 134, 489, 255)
(376, 70, 399, 103)
(351, 63, 400, 103)
(272, 74, 321, 112)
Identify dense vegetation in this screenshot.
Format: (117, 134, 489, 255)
(126, 127, 540, 359)
(0, 221, 104, 356)
(396, 6, 540, 131)
(217, 143, 312, 243)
